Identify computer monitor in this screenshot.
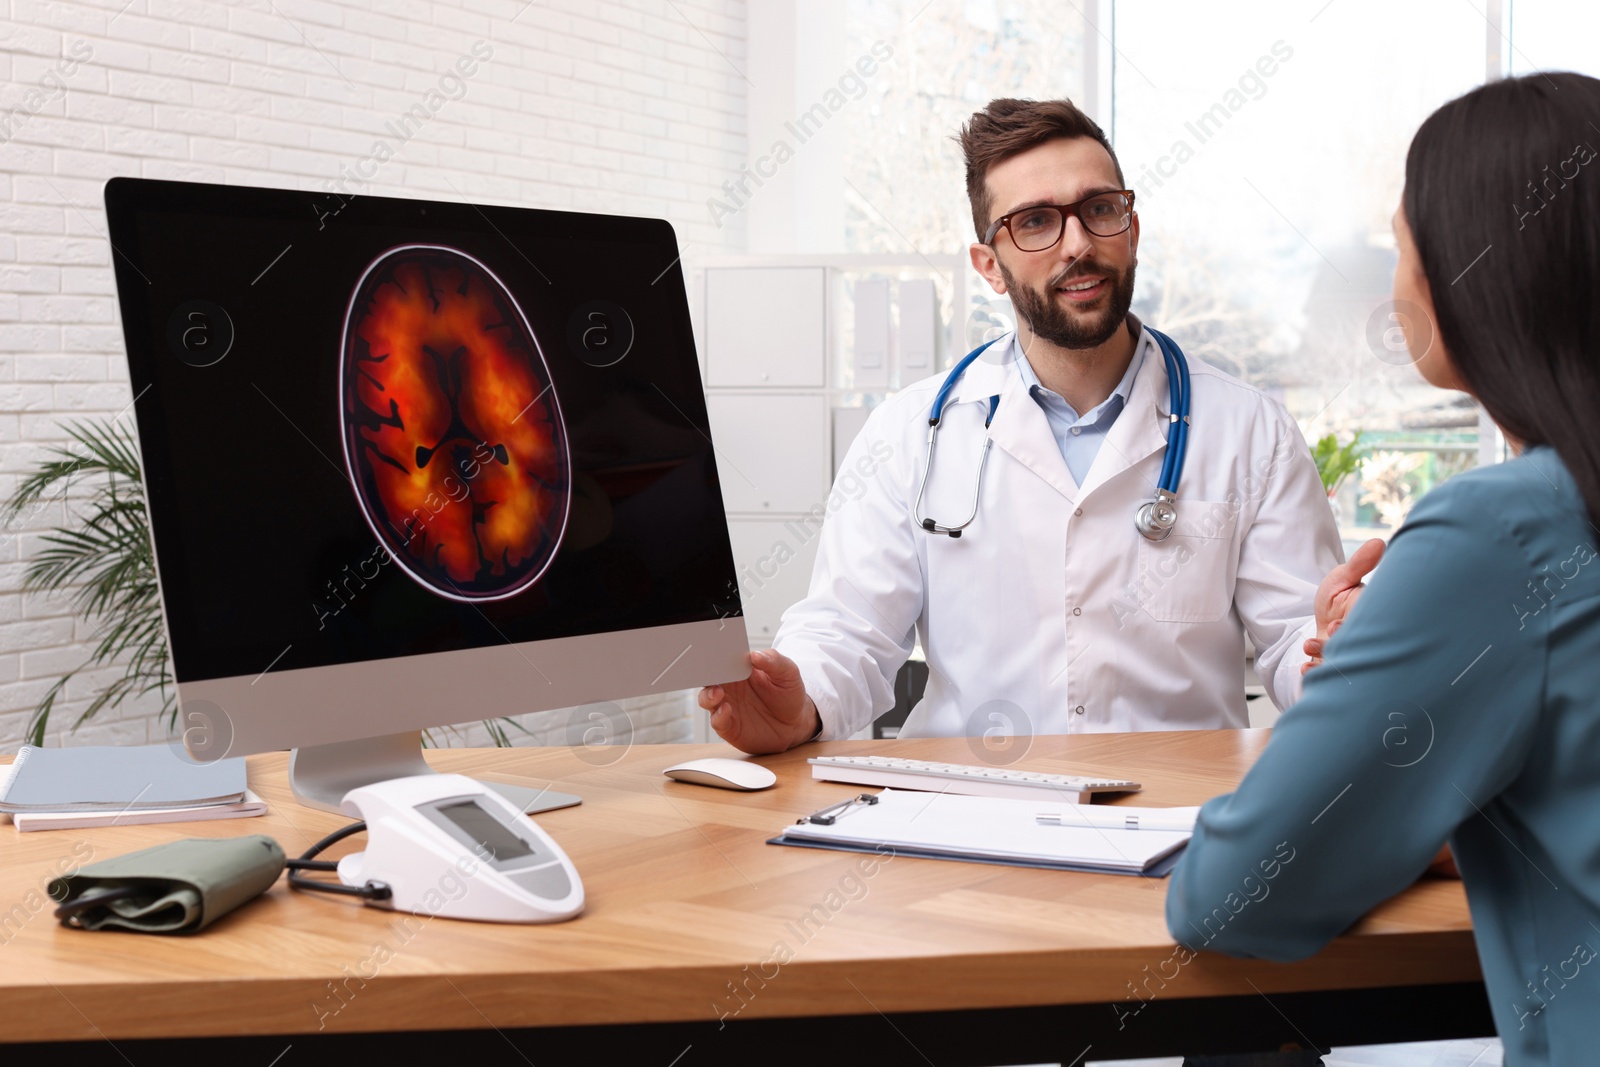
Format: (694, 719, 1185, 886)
(103, 177, 750, 812)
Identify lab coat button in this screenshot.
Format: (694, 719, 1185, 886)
(1072, 607, 1082, 616)
(1074, 705, 1085, 715)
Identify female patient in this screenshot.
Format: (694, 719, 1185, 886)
(1167, 71, 1600, 1066)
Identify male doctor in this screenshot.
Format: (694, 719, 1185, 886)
(701, 97, 1363, 754)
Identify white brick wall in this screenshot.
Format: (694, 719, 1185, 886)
(0, 0, 747, 751)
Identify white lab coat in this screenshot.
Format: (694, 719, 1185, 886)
(774, 323, 1343, 739)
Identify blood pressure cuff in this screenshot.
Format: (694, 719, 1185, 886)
(48, 835, 285, 934)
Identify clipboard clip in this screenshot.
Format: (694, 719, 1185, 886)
(799, 793, 879, 826)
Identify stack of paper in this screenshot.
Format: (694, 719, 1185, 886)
(0, 744, 265, 833)
(773, 789, 1198, 876)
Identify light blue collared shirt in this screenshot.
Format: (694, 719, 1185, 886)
(1011, 332, 1146, 485)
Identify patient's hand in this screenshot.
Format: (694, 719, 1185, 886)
(1303, 538, 1385, 674)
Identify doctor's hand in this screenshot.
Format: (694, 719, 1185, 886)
(698, 649, 822, 755)
(1302, 538, 1386, 674)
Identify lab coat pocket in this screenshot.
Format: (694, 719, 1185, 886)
(1134, 499, 1238, 623)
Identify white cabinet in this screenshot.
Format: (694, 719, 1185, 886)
(698, 256, 959, 657)
(831, 405, 872, 478)
(703, 265, 830, 653)
(706, 393, 831, 514)
(726, 519, 821, 642)
(704, 268, 827, 388)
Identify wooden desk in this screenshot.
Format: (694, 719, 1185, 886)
(0, 732, 1491, 1064)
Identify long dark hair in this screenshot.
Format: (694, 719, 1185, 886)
(1404, 71, 1600, 525)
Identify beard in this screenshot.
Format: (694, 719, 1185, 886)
(999, 257, 1136, 350)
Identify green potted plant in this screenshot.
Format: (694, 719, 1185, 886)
(1310, 430, 1366, 528)
(1310, 431, 1365, 497)
(2, 419, 170, 746)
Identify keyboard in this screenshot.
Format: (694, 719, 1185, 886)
(807, 755, 1141, 803)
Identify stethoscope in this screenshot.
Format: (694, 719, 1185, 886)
(912, 327, 1192, 541)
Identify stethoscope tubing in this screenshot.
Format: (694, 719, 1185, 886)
(1146, 326, 1189, 497)
(915, 327, 1190, 537)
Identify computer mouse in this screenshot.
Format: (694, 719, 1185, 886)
(662, 757, 777, 791)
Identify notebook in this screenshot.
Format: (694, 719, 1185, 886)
(771, 789, 1196, 876)
(9, 789, 267, 832)
(0, 744, 248, 812)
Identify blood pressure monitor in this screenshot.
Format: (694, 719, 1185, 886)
(334, 774, 584, 923)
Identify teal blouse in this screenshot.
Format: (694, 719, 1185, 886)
(1167, 445, 1600, 1067)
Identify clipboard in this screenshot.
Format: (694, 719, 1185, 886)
(769, 789, 1193, 878)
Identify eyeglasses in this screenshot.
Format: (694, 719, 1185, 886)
(983, 190, 1136, 251)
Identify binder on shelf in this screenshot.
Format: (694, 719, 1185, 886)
(898, 278, 937, 376)
(853, 278, 890, 389)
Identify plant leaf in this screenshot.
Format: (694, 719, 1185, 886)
(3, 418, 171, 743)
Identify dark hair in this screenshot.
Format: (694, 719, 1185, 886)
(956, 98, 1125, 241)
(1404, 71, 1600, 525)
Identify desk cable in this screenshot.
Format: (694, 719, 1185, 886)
(286, 820, 393, 903)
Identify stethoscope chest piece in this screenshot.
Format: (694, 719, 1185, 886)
(1135, 488, 1178, 541)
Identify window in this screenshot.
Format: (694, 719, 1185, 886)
(1114, 0, 1489, 544)
(845, 0, 1088, 255)
(1509, 0, 1600, 77)
(836, 1, 1561, 544)
(844, 0, 1090, 361)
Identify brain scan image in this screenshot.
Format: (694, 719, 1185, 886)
(340, 245, 570, 602)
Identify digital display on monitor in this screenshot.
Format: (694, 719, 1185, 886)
(105, 180, 742, 684)
(433, 798, 537, 865)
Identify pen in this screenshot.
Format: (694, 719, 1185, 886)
(1036, 809, 1195, 833)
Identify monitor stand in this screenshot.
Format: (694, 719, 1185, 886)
(288, 731, 584, 815)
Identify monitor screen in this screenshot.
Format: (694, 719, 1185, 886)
(105, 179, 743, 686)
